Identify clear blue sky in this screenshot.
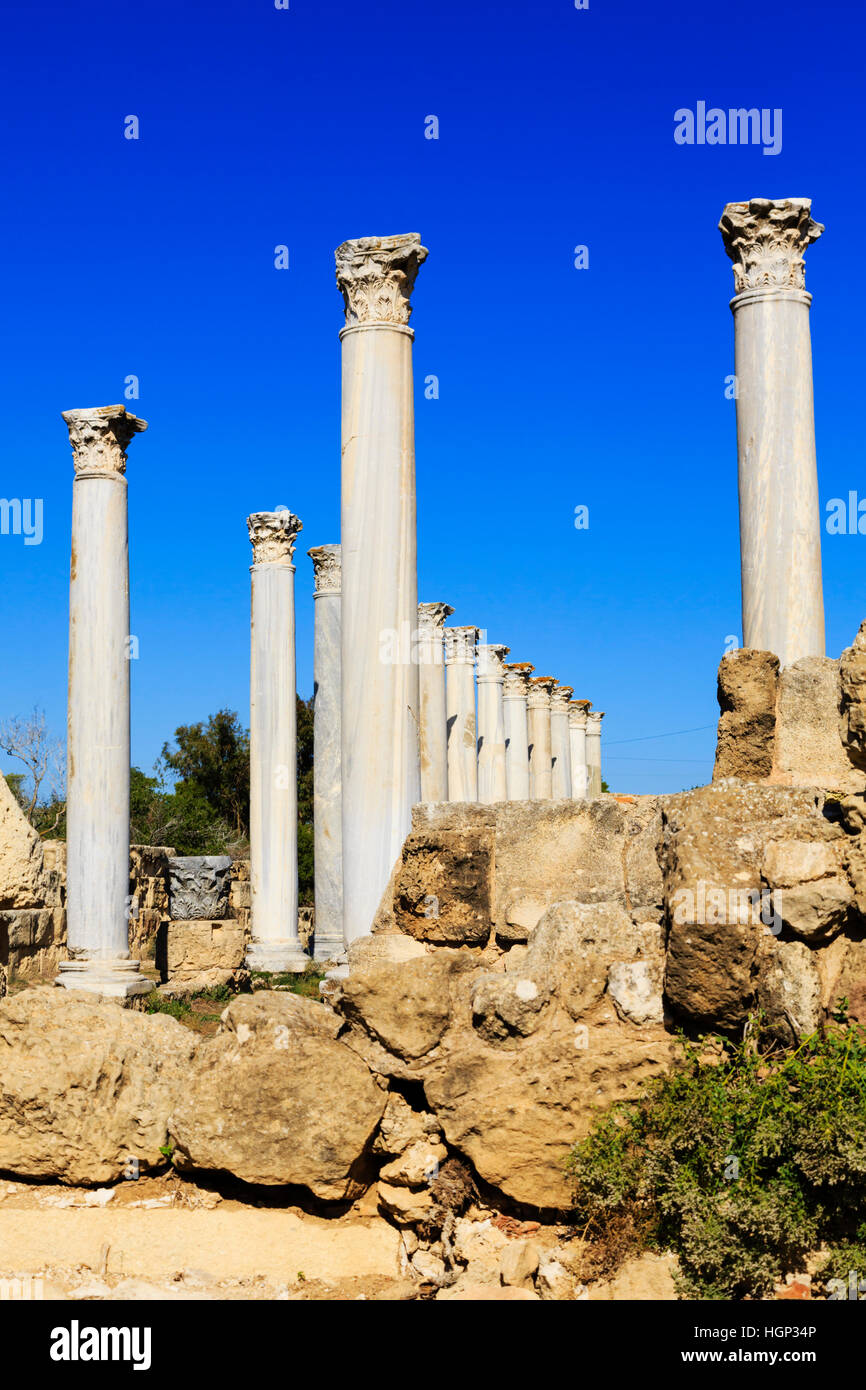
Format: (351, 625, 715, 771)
(1, 0, 863, 795)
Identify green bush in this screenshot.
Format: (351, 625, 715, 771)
(567, 1012, 866, 1299)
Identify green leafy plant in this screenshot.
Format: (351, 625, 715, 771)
(567, 1015, 866, 1299)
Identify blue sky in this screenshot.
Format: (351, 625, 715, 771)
(0, 0, 863, 794)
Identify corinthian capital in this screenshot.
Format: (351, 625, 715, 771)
(444, 626, 478, 664)
(719, 198, 823, 294)
(335, 233, 428, 327)
(476, 643, 511, 680)
(418, 601, 454, 631)
(586, 710, 605, 732)
(248, 510, 302, 565)
(568, 699, 591, 727)
(308, 544, 341, 595)
(503, 663, 534, 697)
(551, 684, 574, 712)
(526, 676, 557, 709)
(62, 405, 147, 476)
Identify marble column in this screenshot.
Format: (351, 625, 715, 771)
(308, 545, 343, 963)
(719, 198, 825, 669)
(586, 709, 605, 798)
(417, 601, 453, 802)
(336, 234, 427, 945)
(58, 405, 149, 999)
(568, 700, 591, 799)
(503, 663, 533, 800)
(526, 677, 556, 801)
(445, 626, 479, 802)
(246, 512, 309, 973)
(550, 684, 573, 799)
(476, 643, 510, 804)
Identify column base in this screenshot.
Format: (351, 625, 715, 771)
(56, 959, 151, 1000)
(245, 941, 310, 974)
(313, 937, 346, 965)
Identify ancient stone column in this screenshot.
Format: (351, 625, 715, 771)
(58, 405, 149, 999)
(568, 700, 591, 799)
(527, 677, 556, 800)
(246, 512, 309, 973)
(719, 198, 825, 669)
(308, 545, 343, 963)
(503, 663, 534, 800)
(586, 709, 605, 798)
(417, 601, 453, 802)
(445, 626, 479, 802)
(476, 643, 510, 804)
(550, 684, 574, 799)
(336, 234, 427, 945)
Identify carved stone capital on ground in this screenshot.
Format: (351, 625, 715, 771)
(719, 197, 823, 295)
(62, 405, 147, 476)
(247, 510, 302, 565)
(308, 544, 341, 595)
(335, 233, 428, 327)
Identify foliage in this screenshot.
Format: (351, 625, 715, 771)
(130, 701, 315, 901)
(567, 1015, 866, 1299)
(249, 965, 326, 999)
(0, 708, 66, 836)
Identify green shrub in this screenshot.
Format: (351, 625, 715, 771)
(567, 1015, 866, 1299)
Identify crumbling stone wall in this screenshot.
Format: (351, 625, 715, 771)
(713, 620, 866, 792)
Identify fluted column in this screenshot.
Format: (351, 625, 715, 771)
(477, 643, 510, 804)
(586, 709, 604, 798)
(719, 198, 825, 668)
(527, 677, 556, 801)
(418, 601, 453, 802)
(568, 700, 591, 799)
(246, 512, 309, 973)
(308, 545, 343, 963)
(445, 626, 478, 802)
(503, 663, 533, 800)
(550, 684, 573, 799)
(58, 405, 149, 999)
(336, 234, 427, 944)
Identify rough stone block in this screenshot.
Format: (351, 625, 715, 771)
(165, 920, 245, 977)
(713, 648, 779, 781)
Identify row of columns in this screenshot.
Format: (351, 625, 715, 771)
(415, 610, 604, 805)
(57, 197, 827, 994)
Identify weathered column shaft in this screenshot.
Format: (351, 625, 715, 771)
(720, 198, 825, 668)
(337, 234, 426, 944)
(59, 405, 148, 999)
(445, 626, 478, 802)
(503, 663, 533, 800)
(527, 677, 556, 800)
(550, 684, 573, 798)
(418, 601, 453, 802)
(477, 643, 510, 804)
(308, 545, 343, 962)
(246, 512, 309, 973)
(585, 710, 604, 798)
(568, 701, 591, 799)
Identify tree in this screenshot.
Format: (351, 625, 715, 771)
(0, 708, 65, 835)
(161, 710, 250, 837)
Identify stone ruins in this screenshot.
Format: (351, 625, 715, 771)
(2, 195, 864, 1299)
